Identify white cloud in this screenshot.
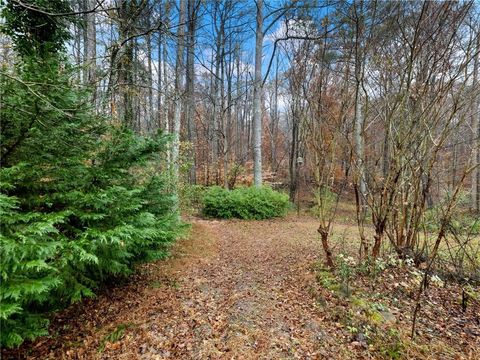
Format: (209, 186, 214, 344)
(265, 18, 318, 44)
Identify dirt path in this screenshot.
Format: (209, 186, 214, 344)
(4, 216, 479, 359)
(6, 217, 351, 360)
(101, 217, 345, 359)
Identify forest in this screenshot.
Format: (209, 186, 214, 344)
(0, 0, 479, 359)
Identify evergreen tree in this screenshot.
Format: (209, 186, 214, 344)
(0, 0, 181, 348)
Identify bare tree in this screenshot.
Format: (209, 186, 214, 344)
(117, 0, 139, 129)
(471, 25, 480, 212)
(83, 0, 96, 99)
(172, 0, 186, 198)
(252, 0, 264, 187)
(185, 0, 199, 184)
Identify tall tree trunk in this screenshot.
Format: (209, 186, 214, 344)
(271, 53, 279, 172)
(211, 8, 224, 185)
(134, 37, 141, 131)
(157, 3, 163, 129)
(472, 31, 480, 212)
(73, 2, 82, 82)
(354, 9, 367, 205)
(224, 33, 233, 189)
(354, 87, 366, 198)
(353, 0, 368, 258)
(243, 71, 250, 162)
(253, 0, 264, 187)
(219, 27, 227, 189)
(118, 0, 135, 129)
(81, 0, 88, 82)
(163, 1, 170, 133)
(289, 105, 299, 202)
(235, 43, 242, 161)
(185, 0, 197, 184)
(146, 14, 153, 132)
(221, 53, 228, 189)
(172, 0, 186, 197)
(83, 0, 96, 101)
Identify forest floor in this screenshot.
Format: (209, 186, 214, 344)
(3, 212, 480, 359)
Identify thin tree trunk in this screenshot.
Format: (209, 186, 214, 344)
(157, 4, 163, 129)
(253, 0, 264, 187)
(163, 1, 170, 134)
(472, 31, 480, 211)
(212, 8, 224, 185)
(222, 25, 232, 189)
(73, 2, 82, 82)
(243, 73, 250, 162)
(353, 0, 368, 257)
(172, 0, 186, 197)
(289, 105, 299, 202)
(185, 0, 197, 184)
(271, 53, 279, 172)
(146, 14, 153, 133)
(84, 0, 96, 101)
(225, 46, 233, 188)
(354, 53, 366, 203)
(235, 43, 241, 161)
(118, 0, 135, 129)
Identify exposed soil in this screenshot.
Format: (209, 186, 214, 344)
(2, 215, 479, 359)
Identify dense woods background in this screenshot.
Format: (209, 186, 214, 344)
(2, 0, 478, 201)
(1, 0, 479, 353)
(5, 0, 475, 207)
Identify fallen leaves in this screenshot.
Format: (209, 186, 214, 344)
(2, 217, 478, 360)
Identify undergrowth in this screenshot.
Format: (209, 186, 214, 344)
(202, 186, 290, 220)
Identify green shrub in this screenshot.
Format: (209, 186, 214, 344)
(0, 1, 182, 348)
(0, 89, 182, 349)
(202, 186, 290, 220)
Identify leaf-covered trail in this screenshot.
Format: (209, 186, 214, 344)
(153, 218, 343, 359)
(10, 217, 349, 359)
(101, 217, 344, 359)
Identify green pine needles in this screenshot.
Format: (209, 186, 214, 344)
(0, 0, 182, 348)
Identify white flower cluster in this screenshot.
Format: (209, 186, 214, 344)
(404, 257, 415, 267)
(409, 269, 444, 287)
(337, 253, 356, 266)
